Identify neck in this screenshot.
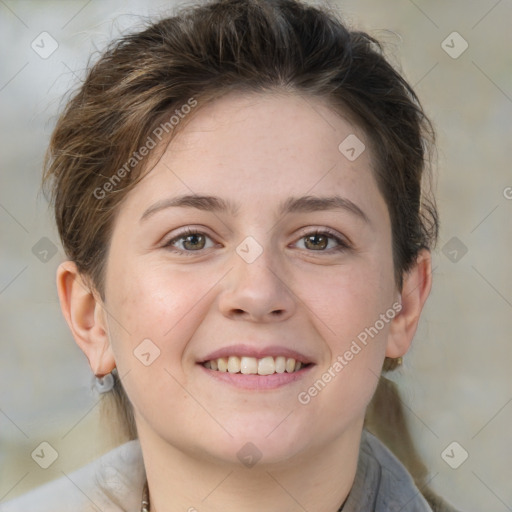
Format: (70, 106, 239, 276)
(137, 418, 364, 512)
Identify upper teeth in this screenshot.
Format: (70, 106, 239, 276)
(203, 356, 303, 375)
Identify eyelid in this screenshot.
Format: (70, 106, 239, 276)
(162, 225, 352, 255)
(162, 228, 352, 256)
(162, 226, 217, 250)
(297, 224, 351, 242)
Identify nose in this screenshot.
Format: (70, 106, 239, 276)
(217, 242, 297, 323)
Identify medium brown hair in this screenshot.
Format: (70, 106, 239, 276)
(43, 0, 449, 508)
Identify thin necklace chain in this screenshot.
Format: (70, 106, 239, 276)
(140, 479, 347, 511)
(141, 480, 150, 512)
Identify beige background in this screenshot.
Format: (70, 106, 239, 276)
(1, 0, 511, 510)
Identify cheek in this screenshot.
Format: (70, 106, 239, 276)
(301, 251, 395, 411)
(297, 265, 393, 421)
(305, 259, 395, 347)
(103, 262, 213, 418)
(105, 260, 211, 363)
(107, 265, 179, 355)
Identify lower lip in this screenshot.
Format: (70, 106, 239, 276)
(197, 364, 314, 390)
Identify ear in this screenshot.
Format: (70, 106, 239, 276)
(56, 261, 116, 376)
(386, 249, 432, 358)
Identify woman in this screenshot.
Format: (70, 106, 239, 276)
(1, 0, 460, 510)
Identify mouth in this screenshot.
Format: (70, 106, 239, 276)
(197, 344, 315, 389)
(202, 355, 312, 375)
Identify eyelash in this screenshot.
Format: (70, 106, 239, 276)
(162, 227, 351, 256)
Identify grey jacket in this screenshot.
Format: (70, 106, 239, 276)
(0, 430, 452, 511)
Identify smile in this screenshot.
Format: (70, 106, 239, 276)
(203, 355, 310, 375)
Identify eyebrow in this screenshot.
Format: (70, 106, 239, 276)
(139, 194, 370, 225)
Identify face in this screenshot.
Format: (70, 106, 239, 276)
(101, 92, 399, 465)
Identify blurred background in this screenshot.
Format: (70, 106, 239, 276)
(1, 0, 511, 510)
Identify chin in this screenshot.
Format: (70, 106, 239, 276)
(213, 421, 309, 466)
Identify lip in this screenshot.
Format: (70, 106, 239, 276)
(199, 344, 315, 365)
(198, 363, 314, 390)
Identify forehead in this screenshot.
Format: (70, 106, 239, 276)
(164, 91, 371, 170)
(121, 91, 387, 224)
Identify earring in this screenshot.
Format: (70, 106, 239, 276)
(95, 371, 115, 393)
(382, 356, 403, 372)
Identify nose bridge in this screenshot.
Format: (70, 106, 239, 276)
(236, 235, 280, 286)
(218, 234, 296, 321)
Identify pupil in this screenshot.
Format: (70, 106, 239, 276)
(184, 234, 204, 250)
(307, 234, 327, 250)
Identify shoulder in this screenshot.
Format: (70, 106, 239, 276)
(361, 431, 463, 512)
(0, 440, 145, 512)
(346, 429, 434, 512)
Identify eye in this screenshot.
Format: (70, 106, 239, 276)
(163, 228, 217, 254)
(162, 227, 351, 255)
(294, 229, 351, 253)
